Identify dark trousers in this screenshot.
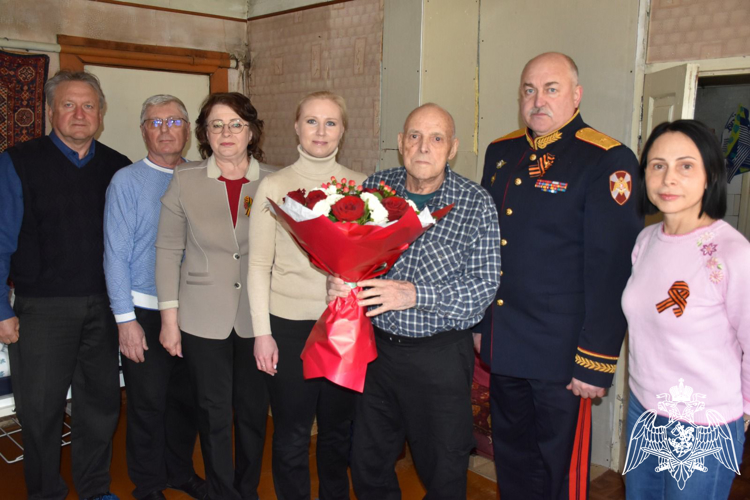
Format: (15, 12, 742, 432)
(490, 374, 584, 500)
(266, 315, 356, 500)
(181, 330, 269, 500)
(351, 328, 475, 500)
(121, 308, 199, 499)
(8, 294, 121, 500)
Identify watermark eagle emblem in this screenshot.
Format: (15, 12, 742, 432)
(622, 379, 740, 490)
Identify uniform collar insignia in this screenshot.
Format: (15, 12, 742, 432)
(526, 109, 581, 150)
(535, 131, 562, 150)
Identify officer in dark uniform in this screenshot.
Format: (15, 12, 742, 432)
(476, 52, 642, 500)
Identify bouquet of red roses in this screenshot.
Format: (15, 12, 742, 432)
(268, 177, 452, 392)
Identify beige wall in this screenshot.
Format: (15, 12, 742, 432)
(477, 1, 641, 181)
(379, 0, 481, 181)
(1, 0, 247, 77)
(647, 0, 750, 63)
(246, 0, 383, 174)
(421, 0, 480, 181)
(379, 0, 421, 172)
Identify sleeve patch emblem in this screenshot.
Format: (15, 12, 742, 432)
(609, 171, 632, 205)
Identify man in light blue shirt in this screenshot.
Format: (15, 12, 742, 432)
(104, 95, 205, 500)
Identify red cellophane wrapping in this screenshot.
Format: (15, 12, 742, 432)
(267, 198, 452, 392)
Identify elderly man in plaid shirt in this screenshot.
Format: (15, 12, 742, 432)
(328, 103, 501, 500)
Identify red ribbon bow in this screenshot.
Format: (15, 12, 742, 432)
(656, 281, 690, 317)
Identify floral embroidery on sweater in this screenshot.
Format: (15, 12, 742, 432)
(697, 233, 724, 283)
(701, 243, 718, 256)
(709, 270, 724, 284)
(696, 231, 715, 246)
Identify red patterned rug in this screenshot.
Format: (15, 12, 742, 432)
(0, 50, 49, 153)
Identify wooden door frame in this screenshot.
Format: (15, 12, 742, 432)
(56, 35, 232, 93)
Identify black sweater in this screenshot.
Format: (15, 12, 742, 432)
(7, 136, 130, 297)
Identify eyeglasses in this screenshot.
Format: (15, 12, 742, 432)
(207, 119, 250, 135)
(142, 117, 187, 129)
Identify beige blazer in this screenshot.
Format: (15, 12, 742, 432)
(155, 154, 275, 339)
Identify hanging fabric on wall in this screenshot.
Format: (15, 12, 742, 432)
(0, 49, 49, 153)
(722, 104, 750, 182)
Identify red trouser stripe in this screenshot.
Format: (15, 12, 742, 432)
(569, 397, 591, 500)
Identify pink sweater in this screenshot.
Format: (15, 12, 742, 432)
(622, 220, 750, 424)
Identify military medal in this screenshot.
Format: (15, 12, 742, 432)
(496, 160, 506, 169)
(535, 179, 567, 193)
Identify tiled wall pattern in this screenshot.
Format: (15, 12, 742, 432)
(647, 0, 750, 62)
(247, 0, 383, 174)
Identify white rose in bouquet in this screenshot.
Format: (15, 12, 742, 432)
(360, 192, 389, 225)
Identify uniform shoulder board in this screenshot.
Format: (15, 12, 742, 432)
(491, 128, 526, 144)
(575, 127, 621, 150)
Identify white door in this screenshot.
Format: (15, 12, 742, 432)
(641, 63, 699, 143)
(85, 65, 210, 163)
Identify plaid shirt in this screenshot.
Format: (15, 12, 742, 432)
(364, 165, 501, 337)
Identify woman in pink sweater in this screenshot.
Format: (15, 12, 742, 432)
(622, 120, 750, 499)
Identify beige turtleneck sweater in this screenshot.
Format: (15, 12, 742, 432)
(248, 146, 367, 337)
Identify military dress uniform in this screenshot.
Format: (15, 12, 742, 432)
(477, 111, 642, 500)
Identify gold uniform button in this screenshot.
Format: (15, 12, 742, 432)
(505, 208, 513, 216)
(500, 270, 504, 276)
(529, 154, 537, 161)
(501, 239, 507, 246)
(515, 178, 522, 186)
(496, 299, 504, 306)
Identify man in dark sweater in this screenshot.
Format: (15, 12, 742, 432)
(0, 70, 131, 500)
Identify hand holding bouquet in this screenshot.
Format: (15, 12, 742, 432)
(268, 177, 452, 392)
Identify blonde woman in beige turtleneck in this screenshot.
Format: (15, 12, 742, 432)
(248, 91, 366, 500)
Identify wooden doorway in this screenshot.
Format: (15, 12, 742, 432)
(56, 35, 231, 93)
(56, 35, 233, 161)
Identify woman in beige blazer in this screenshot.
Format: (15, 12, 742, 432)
(156, 92, 273, 500)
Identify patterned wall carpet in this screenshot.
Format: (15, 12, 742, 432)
(0, 49, 49, 153)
